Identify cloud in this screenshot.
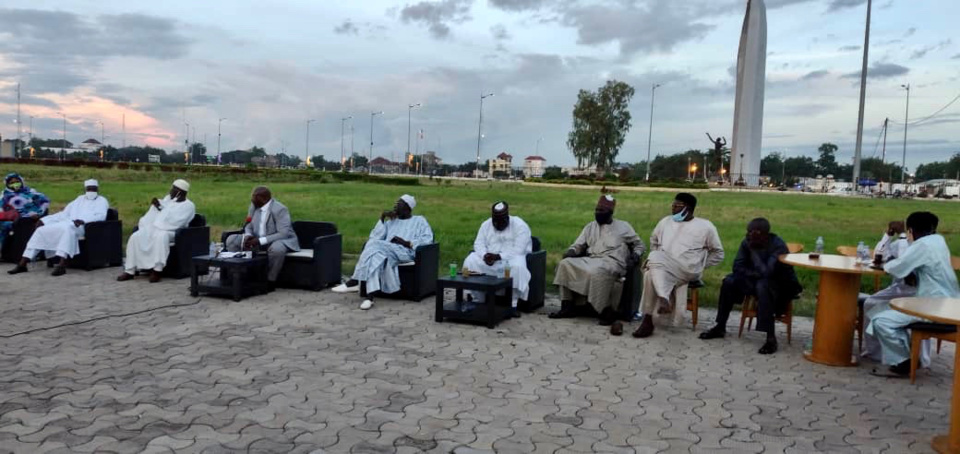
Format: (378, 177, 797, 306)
(838, 45, 861, 52)
(904, 27, 917, 38)
(801, 70, 829, 80)
(334, 19, 359, 35)
(561, 0, 713, 57)
(490, 24, 511, 41)
(488, 0, 549, 11)
(953, 54, 960, 60)
(911, 39, 953, 60)
(826, 0, 866, 12)
(398, 0, 473, 39)
(842, 62, 909, 80)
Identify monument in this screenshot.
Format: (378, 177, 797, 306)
(730, 0, 767, 186)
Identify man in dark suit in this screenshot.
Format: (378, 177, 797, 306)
(225, 186, 299, 284)
(699, 217, 801, 355)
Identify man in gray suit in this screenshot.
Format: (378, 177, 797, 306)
(225, 186, 299, 284)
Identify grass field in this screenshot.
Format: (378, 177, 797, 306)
(6, 164, 959, 317)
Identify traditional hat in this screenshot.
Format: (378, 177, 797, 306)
(84, 179, 99, 187)
(400, 194, 416, 209)
(173, 179, 190, 191)
(597, 194, 616, 210)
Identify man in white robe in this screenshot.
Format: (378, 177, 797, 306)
(861, 221, 918, 362)
(117, 179, 196, 283)
(550, 195, 645, 335)
(332, 194, 433, 310)
(462, 201, 532, 318)
(867, 211, 960, 377)
(633, 193, 724, 338)
(8, 179, 109, 276)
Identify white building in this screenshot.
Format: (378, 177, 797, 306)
(488, 152, 513, 176)
(523, 155, 546, 178)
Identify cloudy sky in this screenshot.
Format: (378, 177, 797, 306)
(0, 0, 957, 171)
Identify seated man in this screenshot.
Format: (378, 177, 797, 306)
(332, 194, 433, 310)
(550, 195, 645, 335)
(699, 218, 801, 354)
(8, 179, 109, 276)
(867, 211, 960, 377)
(1, 173, 50, 249)
(118, 179, 196, 283)
(462, 201, 532, 318)
(633, 193, 724, 338)
(224, 186, 299, 287)
(861, 221, 917, 361)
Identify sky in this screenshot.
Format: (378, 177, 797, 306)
(0, 0, 958, 172)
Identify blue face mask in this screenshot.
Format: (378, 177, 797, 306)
(672, 209, 687, 222)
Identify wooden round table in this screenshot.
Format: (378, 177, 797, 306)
(891, 297, 960, 454)
(780, 253, 885, 367)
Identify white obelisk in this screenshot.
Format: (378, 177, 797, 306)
(731, 0, 767, 186)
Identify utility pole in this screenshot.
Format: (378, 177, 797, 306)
(60, 113, 67, 161)
(121, 113, 126, 149)
(218, 118, 226, 165)
(644, 83, 662, 181)
(901, 84, 910, 183)
(476, 92, 494, 178)
(369, 111, 383, 174)
(305, 119, 316, 164)
(340, 116, 351, 171)
(407, 103, 421, 173)
(15, 83, 21, 158)
(851, 0, 872, 191)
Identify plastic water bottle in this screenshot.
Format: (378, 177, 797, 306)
(814, 236, 824, 256)
(209, 241, 217, 258)
(857, 241, 868, 264)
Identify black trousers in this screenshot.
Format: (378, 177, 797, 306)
(715, 273, 788, 334)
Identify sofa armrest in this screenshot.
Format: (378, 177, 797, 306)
(312, 233, 342, 283)
(175, 225, 211, 256)
(84, 219, 122, 244)
(221, 229, 243, 244)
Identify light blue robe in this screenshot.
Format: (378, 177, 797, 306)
(351, 216, 433, 294)
(866, 234, 960, 366)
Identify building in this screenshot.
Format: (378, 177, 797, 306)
(488, 152, 513, 176)
(1, 139, 17, 158)
(421, 151, 442, 169)
(370, 156, 400, 174)
(563, 165, 599, 177)
(81, 139, 103, 150)
(523, 156, 546, 178)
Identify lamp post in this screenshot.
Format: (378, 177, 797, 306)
(59, 112, 67, 162)
(217, 118, 226, 165)
(900, 83, 910, 183)
(369, 111, 383, 174)
(536, 137, 542, 155)
(644, 83, 662, 181)
(305, 119, 316, 165)
(340, 116, 352, 171)
(476, 92, 494, 178)
(407, 103, 421, 174)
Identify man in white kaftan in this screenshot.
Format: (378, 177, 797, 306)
(861, 221, 918, 362)
(8, 179, 109, 276)
(550, 195, 645, 334)
(866, 211, 960, 377)
(462, 201, 532, 317)
(118, 179, 196, 283)
(633, 193, 724, 338)
(332, 194, 434, 310)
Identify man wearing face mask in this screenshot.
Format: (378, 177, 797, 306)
(117, 180, 196, 283)
(461, 201, 533, 318)
(332, 194, 434, 311)
(867, 211, 960, 377)
(633, 193, 724, 338)
(859, 221, 916, 362)
(699, 218, 801, 354)
(550, 195, 645, 333)
(8, 179, 109, 276)
(224, 186, 299, 287)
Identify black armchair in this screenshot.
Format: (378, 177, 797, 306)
(361, 242, 440, 301)
(616, 259, 643, 322)
(1, 211, 46, 263)
(519, 236, 547, 312)
(276, 221, 342, 290)
(69, 209, 123, 270)
(132, 214, 210, 278)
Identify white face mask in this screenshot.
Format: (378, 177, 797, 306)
(84, 191, 98, 200)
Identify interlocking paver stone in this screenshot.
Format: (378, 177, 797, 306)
(0, 267, 950, 453)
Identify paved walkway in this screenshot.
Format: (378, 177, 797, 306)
(0, 266, 953, 453)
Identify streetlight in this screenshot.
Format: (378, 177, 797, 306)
(900, 83, 910, 183)
(476, 92, 494, 178)
(340, 116, 352, 171)
(369, 111, 383, 174)
(305, 119, 316, 166)
(644, 83, 662, 181)
(217, 118, 226, 165)
(407, 103, 421, 174)
(536, 137, 542, 155)
(58, 112, 67, 161)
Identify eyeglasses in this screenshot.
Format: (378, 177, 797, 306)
(671, 202, 686, 208)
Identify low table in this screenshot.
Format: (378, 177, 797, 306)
(435, 274, 513, 329)
(191, 254, 270, 302)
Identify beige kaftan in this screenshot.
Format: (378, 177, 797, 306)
(553, 219, 645, 313)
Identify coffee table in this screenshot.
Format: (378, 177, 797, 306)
(435, 274, 513, 329)
(191, 254, 270, 302)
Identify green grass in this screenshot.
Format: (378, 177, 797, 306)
(7, 163, 959, 317)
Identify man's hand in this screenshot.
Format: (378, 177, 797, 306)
(242, 235, 259, 249)
(483, 253, 501, 266)
(73, 219, 85, 227)
(390, 236, 412, 249)
(151, 198, 162, 209)
(563, 249, 579, 259)
(381, 210, 397, 223)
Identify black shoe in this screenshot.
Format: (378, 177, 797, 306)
(7, 265, 28, 275)
(889, 360, 910, 376)
(549, 301, 577, 319)
(632, 314, 655, 338)
(598, 308, 617, 326)
(758, 340, 778, 355)
(51, 266, 66, 277)
(508, 308, 521, 319)
(699, 326, 726, 340)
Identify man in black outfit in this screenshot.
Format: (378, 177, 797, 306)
(699, 217, 801, 354)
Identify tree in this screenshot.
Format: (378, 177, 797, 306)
(760, 152, 785, 185)
(649, 150, 706, 181)
(783, 156, 817, 181)
(916, 153, 960, 181)
(189, 143, 207, 164)
(567, 80, 635, 175)
(816, 143, 839, 176)
(542, 166, 564, 180)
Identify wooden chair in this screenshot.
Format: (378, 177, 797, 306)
(838, 245, 880, 352)
(737, 243, 803, 343)
(685, 280, 704, 329)
(908, 321, 957, 383)
(934, 257, 960, 354)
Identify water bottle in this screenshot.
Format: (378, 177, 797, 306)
(209, 241, 217, 258)
(811, 236, 824, 258)
(857, 241, 867, 264)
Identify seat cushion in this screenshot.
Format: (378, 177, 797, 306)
(286, 249, 314, 259)
(907, 322, 957, 334)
